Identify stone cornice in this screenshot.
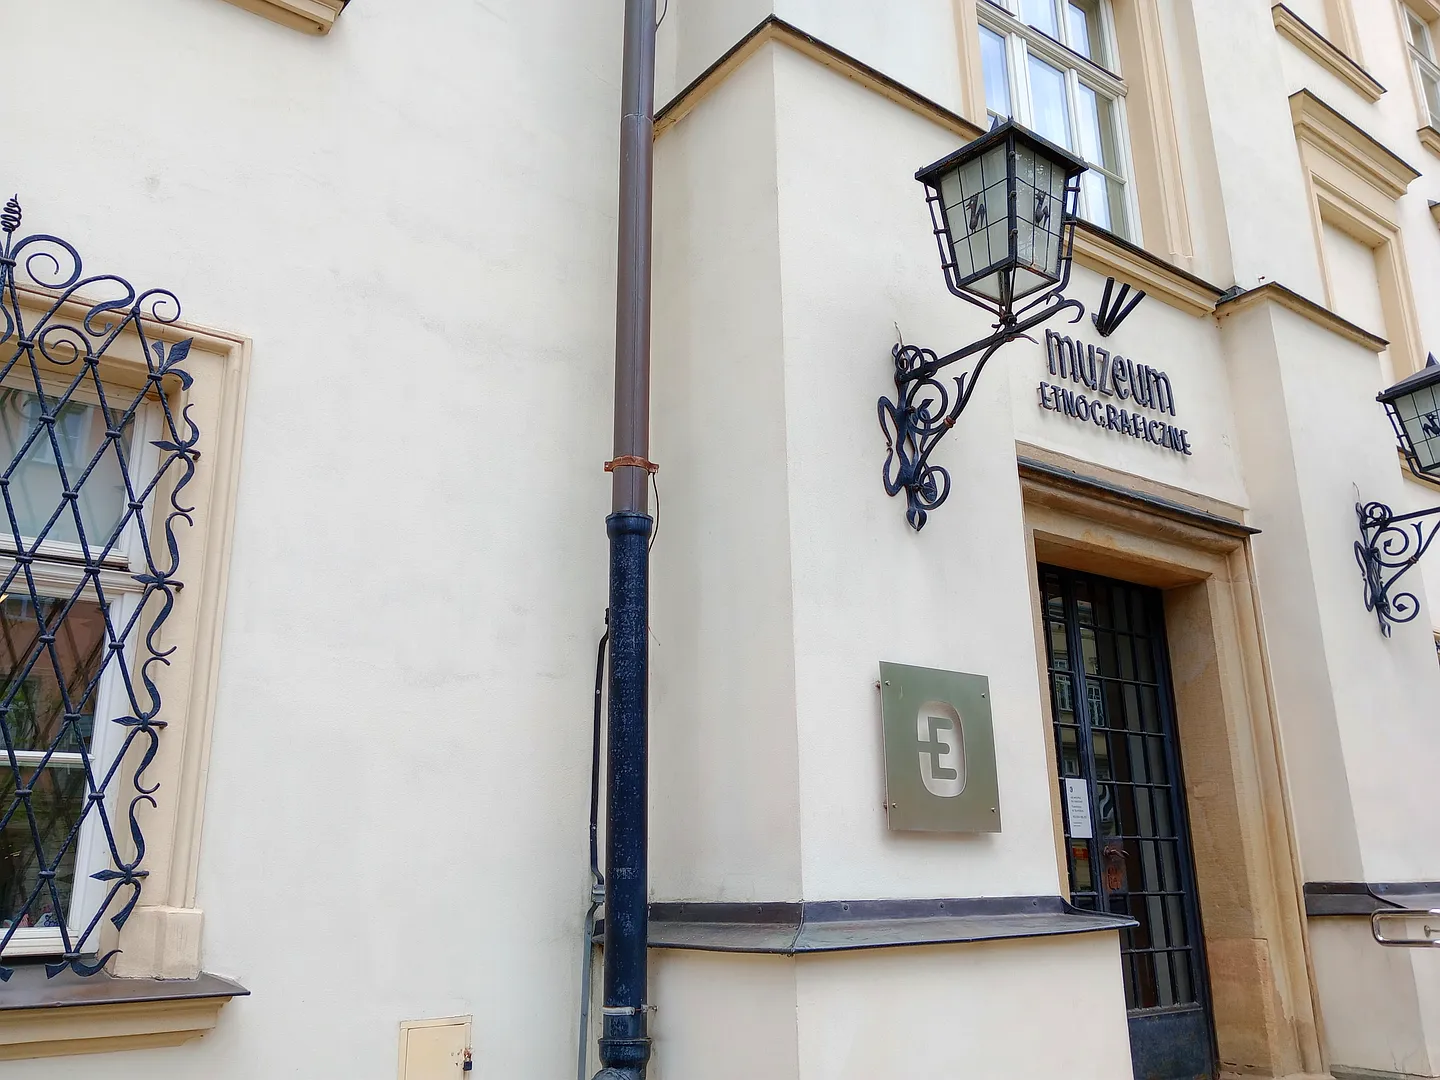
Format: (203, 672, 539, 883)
(1215, 281, 1388, 352)
(1072, 221, 1225, 317)
(1272, 5, 1385, 103)
(1289, 90, 1420, 201)
(221, 0, 346, 35)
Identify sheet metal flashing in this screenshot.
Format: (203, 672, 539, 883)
(630, 896, 1136, 954)
(1303, 881, 1440, 916)
(0, 967, 249, 1011)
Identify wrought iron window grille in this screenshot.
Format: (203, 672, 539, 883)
(0, 197, 199, 980)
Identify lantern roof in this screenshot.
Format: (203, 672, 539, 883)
(914, 119, 1087, 187)
(1378, 353, 1440, 405)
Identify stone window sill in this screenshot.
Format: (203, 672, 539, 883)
(1420, 126, 1440, 160)
(222, 0, 347, 35)
(0, 967, 247, 1061)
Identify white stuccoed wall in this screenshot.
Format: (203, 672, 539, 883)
(3, 0, 624, 1076)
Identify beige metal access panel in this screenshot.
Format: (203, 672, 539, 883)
(398, 1016, 472, 1079)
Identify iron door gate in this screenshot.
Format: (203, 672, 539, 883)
(1039, 566, 1217, 1080)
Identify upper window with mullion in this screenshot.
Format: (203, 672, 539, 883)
(979, 0, 1134, 241)
(1404, 6, 1440, 129)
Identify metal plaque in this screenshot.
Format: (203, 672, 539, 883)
(879, 662, 1001, 833)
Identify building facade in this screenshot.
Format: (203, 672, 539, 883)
(0, 0, 1437, 1077)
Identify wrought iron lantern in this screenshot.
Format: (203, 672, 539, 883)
(1355, 354, 1440, 634)
(917, 120, 1085, 313)
(880, 121, 1087, 530)
(1379, 353, 1440, 478)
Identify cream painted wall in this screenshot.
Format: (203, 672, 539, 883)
(1276, 0, 1440, 359)
(1008, 263, 1248, 507)
(2, 0, 621, 1076)
(1309, 918, 1435, 1076)
(792, 936, 1132, 1079)
(1325, 221, 1391, 341)
(1286, 0, 1333, 36)
(1243, 303, 1440, 881)
(649, 952, 801, 1080)
(1224, 298, 1440, 1073)
(770, 46, 1067, 900)
(657, 0, 967, 116)
(1188, 0, 1331, 298)
(647, 935, 1133, 1080)
(650, 49, 804, 903)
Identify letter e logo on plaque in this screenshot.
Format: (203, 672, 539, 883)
(879, 662, 1001, 833)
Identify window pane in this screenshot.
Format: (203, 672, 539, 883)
(0, 389, 134, 551)
(1423, 67, 1440, 126)
(0, 593, 108, 934)
(0, 761, 86, 932)
(980, 25, 1012, 117)
(979, 26, 1013, 119)
(0, 595, 107, 754)
(1020, 0, 1059, 38)
(1075, 83, 1104, 166)
(1068, 0, 1105, 65)
(1408, 11, 1434, 57)
(1074, 84, 1126, 236)
(1027, 54, 1071, 149)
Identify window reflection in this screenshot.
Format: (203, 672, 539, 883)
(0, 390, 133, 551)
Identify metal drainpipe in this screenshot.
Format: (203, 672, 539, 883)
(596, 0, 656, 1076)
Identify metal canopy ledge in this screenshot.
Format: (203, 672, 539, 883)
(637, 896, 1136, 955)
(0, 966, 248, 1011)
(1304, 881, 1440, 917)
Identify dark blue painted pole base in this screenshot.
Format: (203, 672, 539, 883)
(597, 511, 653, 1078)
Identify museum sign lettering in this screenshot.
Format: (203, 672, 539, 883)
(1038, 330, 1192, 456)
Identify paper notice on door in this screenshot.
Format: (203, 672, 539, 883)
(1065, 778, 1094, 839)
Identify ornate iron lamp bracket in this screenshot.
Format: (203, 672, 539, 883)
(878, 294, 1083, 531)
(1354, 500, 1440, 635)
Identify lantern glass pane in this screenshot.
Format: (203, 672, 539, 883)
(1395, 384, 1440, 473)
(1015, 140, 1070, 291)
(939, 143, 1012, 299)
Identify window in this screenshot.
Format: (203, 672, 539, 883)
(1403, 5, 1440, 128)
(0, 357, 180, 970)
(979, 0, 1137, 240)
(0, 197, 251, 1000)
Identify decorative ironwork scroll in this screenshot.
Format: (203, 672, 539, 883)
(1354, 500, 1440, 637)
(0, 197, 199, 979)
(878, 294, 1083, 531)
(1091, 276, 1146, 338)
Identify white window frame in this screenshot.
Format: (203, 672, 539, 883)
(979, 0, 1143, 244)
(1402, 2, 1440, 129)
(0, 380, 161, 961)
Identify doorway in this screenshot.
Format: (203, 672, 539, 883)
(1039, 564, 1217, 1080)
